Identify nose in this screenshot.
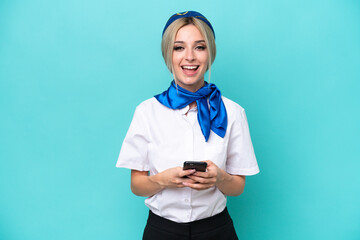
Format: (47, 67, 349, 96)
(185, 48, 195, 62)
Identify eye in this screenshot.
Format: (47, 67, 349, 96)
(173, 46, 184, 51)
(196, 46, 207, 51)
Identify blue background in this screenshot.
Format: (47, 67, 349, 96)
(1, 0, 359, 239)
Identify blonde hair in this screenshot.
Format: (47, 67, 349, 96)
(161, 17, 216, 82)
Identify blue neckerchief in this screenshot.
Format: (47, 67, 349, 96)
(154, 81, 227, 142)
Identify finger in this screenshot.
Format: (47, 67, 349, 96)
(187, 175, 206, 183)
(179, 169, 196, 177)
(193, 171, 209, 178)
(193, 171, 215, 178)
(176, 178, 195, 188)
(187, 175, 216, 184)
(177, 183, 186, 188)
(182, 178, 197, 185)
(204, 160, 213, 166)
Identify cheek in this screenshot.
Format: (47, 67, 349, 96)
(199, 52, 209, 64)
(171, 54, 179, 67)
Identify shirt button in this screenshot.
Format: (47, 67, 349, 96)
(185, 199, 189, 202)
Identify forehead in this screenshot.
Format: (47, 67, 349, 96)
(175, 24, 204, 40)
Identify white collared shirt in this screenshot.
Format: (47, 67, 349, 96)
(116, 97, 259, 223)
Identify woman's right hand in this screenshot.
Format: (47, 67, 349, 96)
(152, 167, 196, 189)
(131, 167, 196, 197)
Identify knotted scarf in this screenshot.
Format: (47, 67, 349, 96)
(154, 81, 227, 142)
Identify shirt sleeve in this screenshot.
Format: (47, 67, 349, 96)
(116, 106, 150, 171)
(226, 108, 260, 176)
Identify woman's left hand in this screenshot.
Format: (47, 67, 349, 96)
(183, 160, 223, 190)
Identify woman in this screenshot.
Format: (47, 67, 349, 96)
(116, 11, 259, 240)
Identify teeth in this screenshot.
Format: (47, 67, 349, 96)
(182, 66, 198, 70)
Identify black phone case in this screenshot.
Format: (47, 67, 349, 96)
(183, 161, 207, 172)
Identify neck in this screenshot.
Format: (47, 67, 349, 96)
(175, 79, 205, 92)
(189, 101, 197, 109)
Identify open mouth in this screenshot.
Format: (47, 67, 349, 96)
(182, 65, 199, 70)
(181, 65, 200, 76)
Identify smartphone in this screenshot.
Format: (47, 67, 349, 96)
(183, 161, 207, 172)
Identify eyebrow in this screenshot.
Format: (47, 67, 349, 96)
(174, 40, 206, 44)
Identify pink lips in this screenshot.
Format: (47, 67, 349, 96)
(181, 66, 199, 76)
